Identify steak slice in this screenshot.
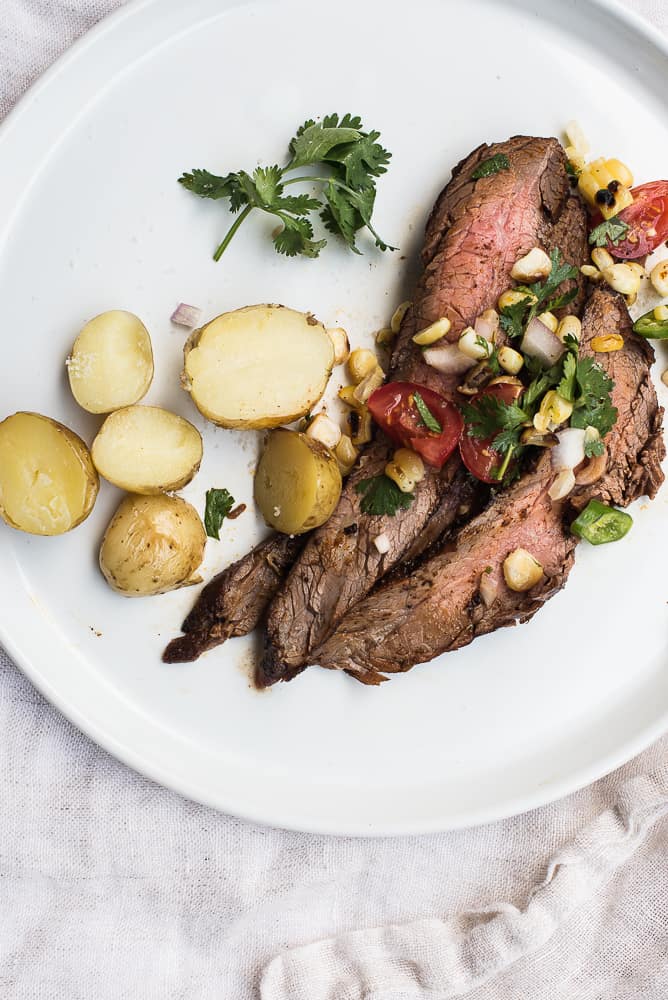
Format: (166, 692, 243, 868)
(261, 136, 575, 683)
(312, 285, 665, 683)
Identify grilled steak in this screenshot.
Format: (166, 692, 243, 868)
(312, 285, 665, 683)
(260, 135, 580, 684)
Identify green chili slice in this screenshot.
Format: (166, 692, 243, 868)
(632, 309, 668, 340)
(570, 499, 633, 545)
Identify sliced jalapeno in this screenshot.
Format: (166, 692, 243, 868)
(571, 499, 633, 545)
(632, 309, 668, 340)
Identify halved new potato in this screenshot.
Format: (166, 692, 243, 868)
(100, 494, 206, 596)
(67, 310, 154, 414)
(183, 304, 335, 429)
(91, 405, 202, 494)
(0, 411, 99, 535)
(254, 428, 342, 535)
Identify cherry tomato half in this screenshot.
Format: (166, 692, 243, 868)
(367, 382, 463, 469)
(601, 181, 668, 259)
(459, 382, 523, 484)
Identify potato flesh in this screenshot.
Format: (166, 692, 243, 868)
(184, 305, 334, 429)
(92, 405, 202, 494)
(67, 310, 154, 414)
(254, 429, 342, 534)
(0, 412, 98, 535)
(99, 494, 206, 596)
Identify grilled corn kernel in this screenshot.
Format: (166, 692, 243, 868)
(591, 247, 614, 271)
(375, 326, 395, 346)
(338, 385, 358, 407)
(503, 548, 544, 592)
(334, 434, 358, 475)
(458, 327, 491, 360)
(305, 413, 342, 450)
(393, 448, 425, 484)
(591, 333, 624, 353)
(625, 292, 637, 308)
(498, 289, 537, 311)
(327, 328, 350, 366)
(654, 304, 668, 322)
(498, 346, 524, 375)
(589, 157, 615, 188)
(626, 262, 646, 280)
(413, 316, 451, 346)
(391, 301, 412, 334)
(581, 264, 602, 281)
(564, 146, 586, 172)
(537, 311, 558, 333)
(650, 259, 668, 297)
(601, 186, 633, 220)
(348, 349, 378, 384)
(601, 263, 642, 296)
(605, 158, 634, 188)
(557, 315, 582, 343)
(352, 366, 384, 404)
(534, 390, 573, 432)
(578, 167, 604, 207)
(565, 120, 590, 155)
(348, 406, 372, 446)
(511, 247, 552, 283)
(385, 460, 415, 494)
(548, 468, 576, 502)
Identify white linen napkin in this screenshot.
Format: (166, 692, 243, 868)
(1, 3, 667, 999)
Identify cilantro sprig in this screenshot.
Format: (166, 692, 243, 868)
(588, 216, 630, 248)
(499, 247, 579, 339)
(179, 114, 395, 261)
(355, 475, 414, 516)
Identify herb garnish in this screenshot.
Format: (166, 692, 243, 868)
(413, 391, 442, 433)
(179, 114, 395, 261)
(355, 475, 414, 516)
(588, 216, 630, 248)
(472, 154, 510, 180)
(499, 247, 579, 339)
(204, 488, 235, 539)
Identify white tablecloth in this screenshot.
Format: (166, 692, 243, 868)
(1, 3, 667, 998)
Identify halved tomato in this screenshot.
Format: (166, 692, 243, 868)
(600, 181, 668, 259)
(459, 382, 523, 483)
(367, 382, 463, 469)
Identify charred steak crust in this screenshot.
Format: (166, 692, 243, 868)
(260, 136, 578, 685)
(311, 285, 664, 684)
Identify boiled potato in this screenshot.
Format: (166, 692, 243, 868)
(0, 411, 98, 535)
(67, 310, 154, 414)
(92, 405, 202, 494)
(254, 428, 342, 534)
(183, 304, 335, 429)
(99, 494, 206, 596)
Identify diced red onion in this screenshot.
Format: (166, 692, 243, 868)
(521, 318, 564, 367)
(171, 302, 202, 328)
(423, 342, 476, 375)
(551, 427, 586, 470)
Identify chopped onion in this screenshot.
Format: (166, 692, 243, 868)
(373, 532, 391, 555)
(171, 303, 202, 328)
(474, 310, 499, 342)
(423, 342, 476, 374)
(548, 468, 576, 501)
(551, 427, 586, 470)
(521, 317, 564, 367)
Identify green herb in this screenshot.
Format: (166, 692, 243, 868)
(179, 113, 395, 261)
(556, 351, 578, 402)
(204, 488, 235, 540)
(522, 366, 561, 413)
(355, 474, 414, 516)
(471, 153, 510, 180)
(569, 357, 618, 439)
(413, 391, 442, 433)
(571, 500, 632, 545)
(565, 161, 579, 178)
(499, 247, 578, 341)
(584, 437, 605, 458)
(588, 216, 630, 248)
(499, 298, 531, 340)
(633, 308, 668, 340)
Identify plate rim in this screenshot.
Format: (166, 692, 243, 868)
(0, 0, 667, 835)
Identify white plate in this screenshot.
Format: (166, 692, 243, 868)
(1, 0, 667, 835)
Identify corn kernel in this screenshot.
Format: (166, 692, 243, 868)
(458, 327, 491, 360)
(348, 348, 378, 384)
(600, 186, 633, 221)
(578, 168, 603, 207)
(497, 346, 524, 375)
(589, 157, 615, 188)
(591, 333, 624, 353)
(650, 259, 668, 297)
(537, 311, 558, 333)
(601, 263, 641, 296)
(604, 158, 634, 188)
(338, 385, 358, 407)
(375, 326, 395, 346)
(413, 316, 451, 346)
(348, 406, 372, 446)
(503, 548, 544, 592)
(327, 327, 350, 366)
(498, 289, 537, 311)
(625, 292, 637, 308)
(581, 264, 602, 281)
(334, 434, 358, 475)
(352, 366, 384, 404)
(393, 448, 425, 484)
(384, 460, 415, 494)
(591, 247, 614, 271)
(654, 304, 668, 322)
(305, 413, 342, 450)
(565, 120, 590, 155)
(564, 146, 586, 172)
(534, 390, 573, 432)
(557, 315, 582, 343)
(391, 301, 412, 333)
(511, 247, 552, 282)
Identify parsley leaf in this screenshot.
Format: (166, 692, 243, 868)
(413, 391, 442, 432)
(181, 113, 394, 262)
(355, 475, 414, 516)
(204, 488, 235, 540)
(471, 153, 510, 179)
(588, 216, 630, 248)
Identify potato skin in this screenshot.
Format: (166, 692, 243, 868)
(99, 494, 206, 597)
(0, 411, 99, 535)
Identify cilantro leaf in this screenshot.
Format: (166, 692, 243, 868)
(462, 394, 528, 441)
(273, 216, 327, 258)
(471, 153, 510, 179)
(570, 357, 618, 437)
(325, 131, 391, 190)
(557, 351, 577, 402)
(288, 121, 362, 170)
(584, 437, 605, 458)
(413, 391, 442, 433)
(500, 299, 531, 339)
(252, 165, 284, 205)
(271, 193, 321, 214)
(530, 248, 579, 310)
(321, 175, 365, 252)
(589, 216, 630, 248)
(355, 475, 414, 516)
(204, 488, 235, 540)
(178, 169, 240, 201)
(522, 366, 561, 414)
